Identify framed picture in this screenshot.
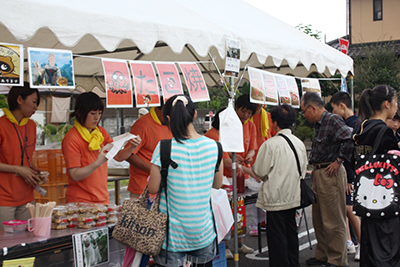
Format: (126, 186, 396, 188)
(72, 228, 109, 267)
(0, 42, 24, 86)
(28, 47, 75, 89)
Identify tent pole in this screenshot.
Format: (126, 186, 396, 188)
(229, 76, 239, 267)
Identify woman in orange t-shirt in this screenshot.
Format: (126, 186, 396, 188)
(0, 84, 41, 230)
(62, 92, 140, 204)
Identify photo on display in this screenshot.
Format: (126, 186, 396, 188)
(28, 47, 75, 89)
(72, 228, 109, 267)
(0, 42, 24, 86)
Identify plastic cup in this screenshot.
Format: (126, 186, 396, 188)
(28, 217, 51, 237)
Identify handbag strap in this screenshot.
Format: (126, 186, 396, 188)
(278, 133, 302, 178)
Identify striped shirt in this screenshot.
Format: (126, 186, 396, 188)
(151, 136, 218, 252)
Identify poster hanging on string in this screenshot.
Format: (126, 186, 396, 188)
(274, 74, 291, 105)
(28, 47, 75, 89)
(301, 78, 321, 96)
(178, 62, 209, 102)
(285, 76, 300, 108)
(0, 42, 24, 86)
(154, 62, 183, 103)
(102, 59, 133, 108)
(129, 61, 160, 107)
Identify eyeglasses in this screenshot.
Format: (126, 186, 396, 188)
(301, 105, 311, 114)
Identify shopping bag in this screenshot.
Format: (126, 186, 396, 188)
(211, 189, 234, 243)
(231, 196, 246, 237)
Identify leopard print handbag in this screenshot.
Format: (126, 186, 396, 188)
(112, 186, 168, 256)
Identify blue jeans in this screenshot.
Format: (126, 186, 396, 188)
(153, 239, 216, 267)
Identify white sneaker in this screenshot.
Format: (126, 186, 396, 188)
(225, 248, 233, 259)
(238, 244, 254, 254)
(355, 246, 360, 261)
(347, 240, 356, 254)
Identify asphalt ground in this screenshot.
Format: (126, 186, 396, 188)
(112, 187, 359, 267)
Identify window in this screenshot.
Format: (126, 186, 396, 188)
(373, 0, 382, 21)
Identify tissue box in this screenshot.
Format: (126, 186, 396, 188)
(3, 220, 27, 233)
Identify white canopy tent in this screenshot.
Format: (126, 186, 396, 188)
(0, 0, 353, 93)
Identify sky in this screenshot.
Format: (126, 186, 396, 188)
(244, 0, 348, 43)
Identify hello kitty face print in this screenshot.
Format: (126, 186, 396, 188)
(354, 154, 400, 218)
(356, 175, 394, 210)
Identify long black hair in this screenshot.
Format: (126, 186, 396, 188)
(163, 94, 195, 143)
(8, 82, 40, 111)
(358, 85, 397, 121)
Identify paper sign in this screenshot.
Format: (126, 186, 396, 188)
(274, 74, 291, 105)
(102, 59, 133, 108)
(301, 78, 321, 96)
(73, 228, 109, 267)
(248, 67, 264, 104)
(105, 132, 137, 160)
(261, 71, 279, 106)
(0, 42, 24, 86)
(178, 62, 209, 102)
(129, 61, 160, 107)
(248, 67, 279, 106)
(224, 38, 241, 78)
(219, 104, 244, 153)
(154, 62, 183, 103)
(285, 76, 300, 108)
(28, 47, 75, 89)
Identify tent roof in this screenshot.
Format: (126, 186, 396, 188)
(0, 0, 353, 91)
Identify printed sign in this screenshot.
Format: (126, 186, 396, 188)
(102, 59, 133, 108)
(274, 74, 291, 105)
(0, 43, 24, 86)
(285, 76, 300, 108)
(248, 67, 279, 106)
(301, 78, 321, 96)
(224, 38, 241, 78)
(178, 62, 209, 102)
(154, 62, 183, 103)
(28, 48, 75, 89)
(73, 228, 109, 267)
(129, 61, 160, 107)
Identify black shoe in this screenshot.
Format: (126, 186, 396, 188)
(321, 264, 349, 267)
(306, 257, 327, 266)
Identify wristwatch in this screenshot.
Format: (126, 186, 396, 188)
(336, 158, 344, 164)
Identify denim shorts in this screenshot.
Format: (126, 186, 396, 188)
(153, 239, 216, 267)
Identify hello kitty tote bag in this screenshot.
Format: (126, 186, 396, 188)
(353, 128, 400, 219)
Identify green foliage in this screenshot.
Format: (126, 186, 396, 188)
(45, 124, 57, 135)
(295, 24, 322, 41)
(57, 124, 73, 135)
(197, 86, 230, 112)
(295, 126, 314, 141)
(353, 41, 400, 94)
(0, 95, 8, 108)
(306, 72, 341, 97)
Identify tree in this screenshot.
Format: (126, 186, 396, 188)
(295, 24, 322, 41)
(353, 41, 400, 94)
(0, 95, 7, 108)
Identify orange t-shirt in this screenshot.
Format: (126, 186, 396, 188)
(62, 126, 113, 204)
(0, 116, 36, 206)
(251, 111, 276, 164)
(128, 113, 172, 195)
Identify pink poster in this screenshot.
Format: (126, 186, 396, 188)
(178, 62, 209, 102)
(129, 61, 160, 107)
(102, 59, 133, 108)
(261, 71, 279, 106)
(154, 62, 183, 103)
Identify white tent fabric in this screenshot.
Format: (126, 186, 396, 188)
(0, 0, 353, 92)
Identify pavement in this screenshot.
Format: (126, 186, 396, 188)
(109, 187, 359, 267)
